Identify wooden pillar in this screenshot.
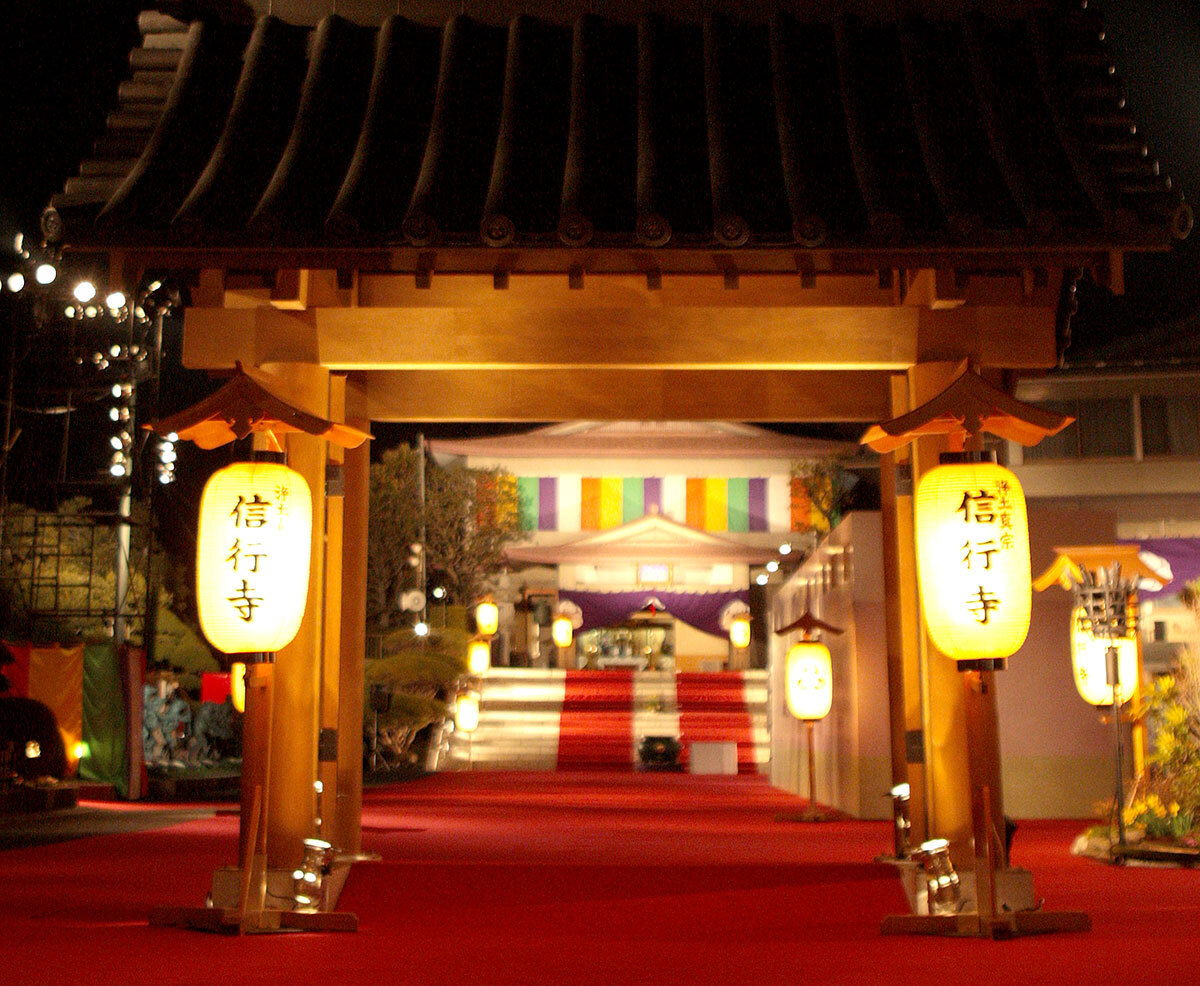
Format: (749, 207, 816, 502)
(318, 376, 346, 844)
(332, 391, 369, 853)
(880, 372, 928, 844)
(907, 362, 974, 865)
(263, 364, 330, 869)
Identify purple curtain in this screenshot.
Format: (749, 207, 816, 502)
(1120, 538, 1200, 598)
(558, 588, 749, 637)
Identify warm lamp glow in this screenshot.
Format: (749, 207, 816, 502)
(915, 457, 1031, 661)
(196, 462, 313, 654)
(475, 598, 499, 636)
(552, 615, 574, 649)
(729, 614, 751, 649)
(468, 638, 491, 675)
(1070, 607, 1138, 706)
(456, 693, 480, 732)
(785, 642, 833, 720)
(231, 662, 247, 712)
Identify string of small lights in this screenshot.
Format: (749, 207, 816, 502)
(2, 232, 179, 486)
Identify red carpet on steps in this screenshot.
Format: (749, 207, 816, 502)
(556, 669, 634, 770)
(675, 671, 758, 773)
(7, 773, 1200, 986)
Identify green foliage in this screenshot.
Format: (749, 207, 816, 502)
(367, 445, 524, 631)
(789, 459, 856, 535)
(365, 625, 470, 694)
(154, 605, 219, 691)
(1130, 650, 1200, 841)
(1, 497, 152, 641)
(378, 690, 446, 733)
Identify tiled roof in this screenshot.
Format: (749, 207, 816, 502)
(42, 5, 1191, 262)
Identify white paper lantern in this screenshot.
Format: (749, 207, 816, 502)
(196, 462, 313, 653)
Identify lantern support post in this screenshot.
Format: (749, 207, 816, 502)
(868, 371, 1089, 939)
(1108, 644, 1128, 848)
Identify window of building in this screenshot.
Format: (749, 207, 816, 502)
(1140, 395, 1200, 457)
(1023, 398, 1134, 460)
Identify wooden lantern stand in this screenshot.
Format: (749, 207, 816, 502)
(882, 657, 1090, 939)
(868, 370, 1090, 939)
(149, 659, 358, 934)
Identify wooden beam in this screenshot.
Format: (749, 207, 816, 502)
(363, 369, 893, 421)
(184, 305, 921, 371)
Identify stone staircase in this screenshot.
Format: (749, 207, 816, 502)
(446, 668, 769, 773)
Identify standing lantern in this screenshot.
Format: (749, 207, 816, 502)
(467, 638, 491, 676)
(196, 462, 313, 654)
(1070, 606, 1138, 707)
(456, 692, 480, 769)
(785, 637, 834, 821)
(729, 614, 752, 650)
(474, 598, 499, 637)
(551, 615, 574, 649)
(914, 452, 1031, 662)
(863, 364, 1086, 939)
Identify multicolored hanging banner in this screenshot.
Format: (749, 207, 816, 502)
(519, 476, 770, 533)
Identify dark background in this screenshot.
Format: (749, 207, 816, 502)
(0, 0, 1196, 511)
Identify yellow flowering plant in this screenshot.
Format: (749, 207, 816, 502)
(1127, 650, 1200, 844)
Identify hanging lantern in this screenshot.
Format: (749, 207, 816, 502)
(552, 615, 574, 649)
(196, 462, 313, 654)
(1070, 606, 1138, 706)
(729, 614, 752, 649)
(785, 642, 833, 721)
(474, 598, 499, 637)
(467, 638, 491, 675)
(914, 453, 1031, 661)
(456, 693, 480, 733)
(230, 662, 247, 713)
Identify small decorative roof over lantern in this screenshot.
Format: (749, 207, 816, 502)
(1033, 544, 1169, 593)
(860, 363, 1075, 454)
(148, 363, 372, 452)
(775, 610, 844, 639)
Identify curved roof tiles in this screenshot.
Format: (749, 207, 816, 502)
(43, 6, 1191, 258)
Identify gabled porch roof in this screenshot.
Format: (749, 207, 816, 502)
(505, 512, 777, 566)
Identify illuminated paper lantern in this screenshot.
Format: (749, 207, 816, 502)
(231, 662, 247, 713)
(196, 462, 313, 654)
(456, 693, 480, 733)
(552, 615, 574, 649)
(915, 456, 1031, 661)
(1070, 607, 1138, 706)
(467, 638, 491, 675)
(785, 642, 833, 721)
(729, 614, 751, 649)
(475, 598, 499, 637)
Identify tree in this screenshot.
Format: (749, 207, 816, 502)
(367, 445, 524, 630)
(789, 459, 857, 535)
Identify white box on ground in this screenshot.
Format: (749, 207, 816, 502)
(690, 741, 738, 774)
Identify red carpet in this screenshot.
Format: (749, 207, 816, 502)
(6, 774, 1200, 986)
(675, 671, 758, 773)
(556, 670, 635, 770)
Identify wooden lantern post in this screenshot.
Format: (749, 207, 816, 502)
(866, 364, 1089, 939)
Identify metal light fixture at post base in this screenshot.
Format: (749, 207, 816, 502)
(889, 783, 912, 860)
(916, 839, 961, 916)
(292, 838, 337, 910)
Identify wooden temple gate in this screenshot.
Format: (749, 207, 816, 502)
(41, 1, 1189, 888)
